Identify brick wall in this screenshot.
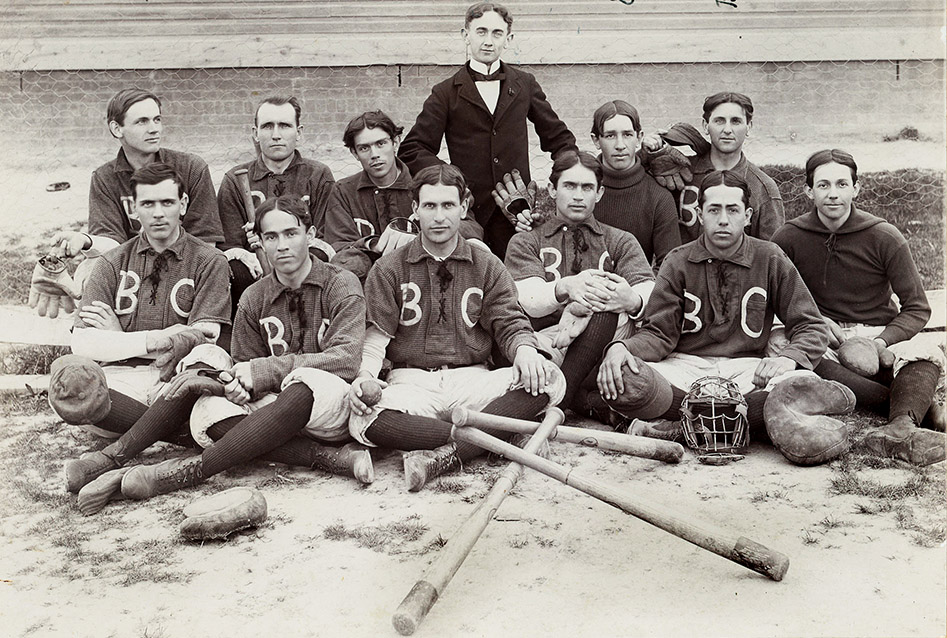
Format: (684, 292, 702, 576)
(1, 60, 943, 181)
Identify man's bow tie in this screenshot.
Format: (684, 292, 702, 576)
(469, 69, 505, 82)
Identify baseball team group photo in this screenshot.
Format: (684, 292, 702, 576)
(0, 1, 944, 636)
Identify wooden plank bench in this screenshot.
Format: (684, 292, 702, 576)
(0, 290, 942, 396)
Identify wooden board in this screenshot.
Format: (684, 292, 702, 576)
(0, 305, 72, 347)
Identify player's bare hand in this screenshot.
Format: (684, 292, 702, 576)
(640, 131, 667, 153)
(78, 300, 122, 331)
(511, 345, 547, 396)
(224, 247, 263, 279)
(597, 342, 639, 400)
(51, 231, 91, 258)
(822, 316, 846, 349)
(753, 356, 797, 388)
(513, 210, 542, 233)
(222, 361, 254, 404)
(584, 271, 640, 313)
(873, 338, 896, 368)
(242, 221, 263, 252)
(559, 270, 612, 308)
(348, 373, 389, 416)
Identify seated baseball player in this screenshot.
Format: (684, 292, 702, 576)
(504, 151, 654, 415)
(590, 100, 681, 271)
(347, 164, 565, 492)
(64, 194, 371, 513)
(48, 163, 229, 482)
(32, 88, 224, 317)
(217, 96, 336, 313)
(596, 170, 831, 445)
(771, 149, 945, 466)
(642, 91, 784, 244)
(324, 110, 485, 281)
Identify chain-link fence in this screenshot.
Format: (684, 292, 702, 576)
(1, 18, 945, 303)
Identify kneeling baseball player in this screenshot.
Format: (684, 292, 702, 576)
(504, 151, 654, 417)
(64, 195, 371, 514)
(597, 170, 846, 459)
(772, 149, 945, 466)
(348, 165, 565, 492)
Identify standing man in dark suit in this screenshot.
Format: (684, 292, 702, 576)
(399, 2, 577, 258)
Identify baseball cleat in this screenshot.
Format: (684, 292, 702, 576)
(121, 456, 205, 500)
(64, 450, 121, 494)
(627, 418, 684, 443)
(863, 416, 946, 466)
(310, 442, 374, 484)
(77, 467, 131, 516)
(403, 443, 462, 492)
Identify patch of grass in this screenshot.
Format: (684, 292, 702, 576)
(432, 478, 467, 494)
(750, 489, 787, 503)
(882, 126, 922, 142)
(802, 530, 820, 545)
(817, 515, 853, 530)
(508, 534, 530, 549)
(322, 514, 431, 554)
(0, 343, 71, 376)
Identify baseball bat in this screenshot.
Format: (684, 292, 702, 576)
(451, 425, 790, 582)
(234, 168, 272, 276)
(391, 407, 565, 636)
(452, 407, 683, 464)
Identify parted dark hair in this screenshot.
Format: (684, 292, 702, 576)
(342, 110, 404, 150)
(465, 2, 513, 29)
(697, 170, 751, 208)
(107, 88, 161, 127)
(591, 100, 642, 137)
(411, 165, 468, 203)
(549, 151, 604, 188)
(254, 195, 313, 234)
(805, 149, 858, 187)
(255, 96, 302, 127)
(130, 163, 184, 199)
(702, 92, 754, 124)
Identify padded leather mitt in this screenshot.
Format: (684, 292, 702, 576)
(180, 487, 267, 541)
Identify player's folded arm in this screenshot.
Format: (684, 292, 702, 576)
(878, 238, 932, 345)
(773, 257, 832, 369)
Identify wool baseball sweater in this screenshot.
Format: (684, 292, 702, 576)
(771, 207, 930, 346)
(594, 158, 681, 270)
(621, 235, 828, 369)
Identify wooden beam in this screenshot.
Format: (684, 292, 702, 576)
(2, 27, 942, 72)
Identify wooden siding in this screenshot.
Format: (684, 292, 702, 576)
(1, 0, 944, 70)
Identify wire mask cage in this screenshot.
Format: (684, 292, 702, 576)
(680, 376, 749, 465)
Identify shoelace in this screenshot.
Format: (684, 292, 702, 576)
(571, 227, 588, 274)
(822, 233, 838, 286)
(435, 261, 453, 323)
(285, 289, 309, 351)
(145, 253, 167, 305)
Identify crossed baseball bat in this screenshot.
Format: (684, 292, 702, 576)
(234, 168, 272, 276)
(392, 407, 790, 635)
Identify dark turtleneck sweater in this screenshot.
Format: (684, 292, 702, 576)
(593, 157, 681, 271)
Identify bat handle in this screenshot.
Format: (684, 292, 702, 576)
(392, 580, 439, 636)
(234, 169, 272, 276)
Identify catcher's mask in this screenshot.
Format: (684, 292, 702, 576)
(680, 376, 749, 465)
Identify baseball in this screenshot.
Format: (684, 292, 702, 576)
(360, 379, 384, 407)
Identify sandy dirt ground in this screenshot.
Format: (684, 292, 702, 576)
(0, 404, 944, 638)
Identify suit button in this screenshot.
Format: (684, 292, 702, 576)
(492, 130, 497, 136)
(493, 157, 499, 164)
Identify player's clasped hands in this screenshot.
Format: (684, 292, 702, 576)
(560, 270, 616, 310)
(597, 342, 640, 400)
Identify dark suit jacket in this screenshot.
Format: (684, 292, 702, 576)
(399, 63, 576, 227)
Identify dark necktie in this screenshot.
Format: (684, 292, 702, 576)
(469, 68, 505, 83)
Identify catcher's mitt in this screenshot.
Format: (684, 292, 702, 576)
(180, 487, 268, 541)
(154, 328, 209, 382)
(680, 376, 748, 464)
(764, 374, 855, 466)
(29, 254, 81, 318)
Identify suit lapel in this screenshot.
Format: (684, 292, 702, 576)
(492, 63, 519, 124)
(455, 67, 492, 116)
